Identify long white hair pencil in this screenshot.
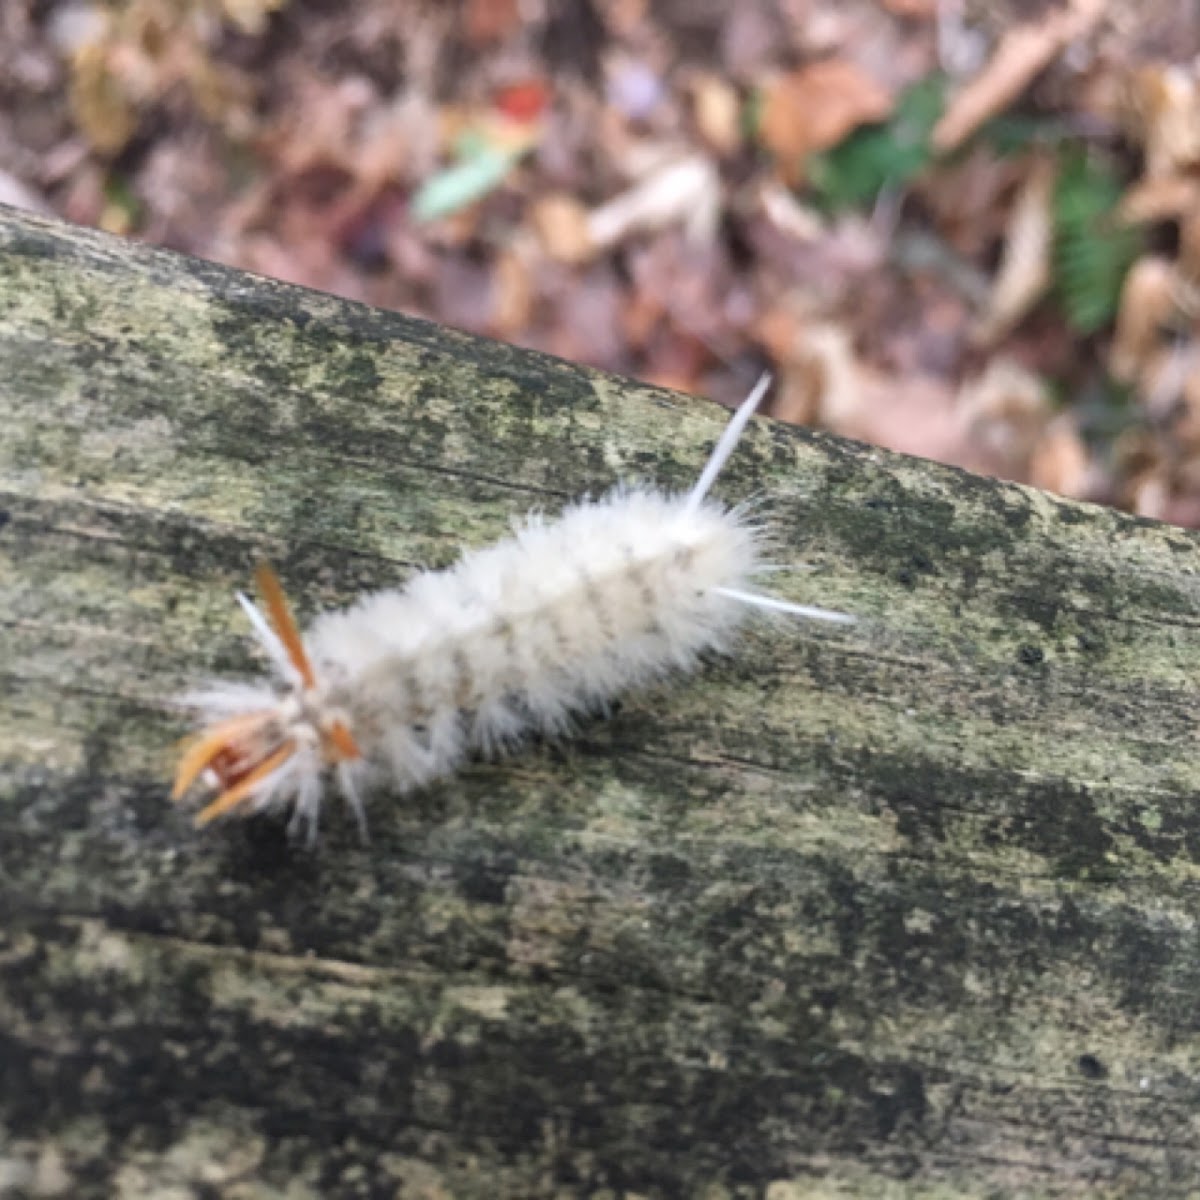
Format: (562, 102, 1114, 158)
(172, 374, 854, 840)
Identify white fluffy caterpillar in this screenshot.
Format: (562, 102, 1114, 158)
(172, 375, 854, 839)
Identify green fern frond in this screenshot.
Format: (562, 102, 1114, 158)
(1052, 148, 1143, 335)
(806, 75, 947, 211)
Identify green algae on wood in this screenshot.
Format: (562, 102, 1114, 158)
(3, 204, 1200, 1197)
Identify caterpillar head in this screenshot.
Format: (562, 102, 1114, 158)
(172, 566, 364, 836)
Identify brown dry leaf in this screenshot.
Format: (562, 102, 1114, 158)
(771, 365, 823, 427)
(531, 192, 594, 264)
(755, 305, 805, 367)
(803, 325, 860, 430)
(1119, 173, 1200, 224)
(1131, 471, 1171, 520)
(619, 284, 665, 350)
(932, 0, 1105, 154)
(1109, 255, 1179, 384)
(1112, 427, 1182, 521)
(690, 73, 742, 157)
(491, 245, 535, 339)
(955, 357, 1051, 476)
(972, 154, 1056, 345)
(759, 61, 893, 183)
(763, 320, 860, 429)
(1124, 63, 1200, 178)
(1029, 415, 1092, 498)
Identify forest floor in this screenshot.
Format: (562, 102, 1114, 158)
(3, 0, 1200, 520)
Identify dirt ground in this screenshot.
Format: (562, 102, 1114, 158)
(3, 0, 1200, 520)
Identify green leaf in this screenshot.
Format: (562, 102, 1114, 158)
(1051, 148, 1143, 334)
(806, 74, 947, 211)
(411, 144, 525, 224)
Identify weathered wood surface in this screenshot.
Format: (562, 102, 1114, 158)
(3, 203, 1200, 1199)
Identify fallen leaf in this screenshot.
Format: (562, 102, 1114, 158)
(1118, 173, 1200, 225)
(754, 305, 807, 367)
(758, 60, 893, 183)
(1113, 428, 1167, 515)
(1109, 255, 1179, 384)
(973, 153, 1056, 345)
(1131, 471, 1171, 520)
(690, 73, 742, 157)
(1029, 415, 1092, 498)
(932, 0, 1105, 153)
(1124, 62, 1200, 178)
(531, 192, 594, 264)
(586, 155, 721, 249)
(758, 180, 825, 243)
(491, 245, 535, 338)
(791, 324, 860, 429)
(956, 357, 1051, 476)
(619, 282, 665, 350)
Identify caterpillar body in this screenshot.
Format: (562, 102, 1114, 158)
(173, 376, 854, 839)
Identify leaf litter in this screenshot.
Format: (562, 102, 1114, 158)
(2, 0, 1200, 521)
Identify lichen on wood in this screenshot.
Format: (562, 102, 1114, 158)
(3, 204, 1200, 1198)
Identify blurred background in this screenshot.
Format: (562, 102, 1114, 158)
(2, 0, 1199, 519)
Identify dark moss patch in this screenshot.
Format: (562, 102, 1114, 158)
(810, 745, 1145, 881)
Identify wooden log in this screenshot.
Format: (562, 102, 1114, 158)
(2, 203, 1200, 1198)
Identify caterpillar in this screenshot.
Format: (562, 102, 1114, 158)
(172, 375, 854, 840)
